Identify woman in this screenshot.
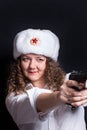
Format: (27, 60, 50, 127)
(5, 28, 87, 130)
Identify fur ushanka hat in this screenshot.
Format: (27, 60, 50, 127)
(13, 28, 60, 61)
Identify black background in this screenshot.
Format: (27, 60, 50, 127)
(0, 0, 87, 129)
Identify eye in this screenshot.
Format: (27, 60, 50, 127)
(36, 57, 45, 62)
(21, 57, 30, 62)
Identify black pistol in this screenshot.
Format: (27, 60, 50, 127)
(69, 70, 87, 91)
(68, 70, 87, 110)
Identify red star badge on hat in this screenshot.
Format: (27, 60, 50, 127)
(30, 37, 39, 45)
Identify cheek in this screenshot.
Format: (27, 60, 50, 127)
(21, 62, 28, 71)
(39, 63, 46, 71)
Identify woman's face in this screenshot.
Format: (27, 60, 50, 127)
(20, 53, 47, 86)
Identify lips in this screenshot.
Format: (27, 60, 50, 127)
(29, 71, 38, 74)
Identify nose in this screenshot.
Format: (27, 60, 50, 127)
(29, 59, 36, 69)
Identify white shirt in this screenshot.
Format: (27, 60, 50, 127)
(5, 85, 86, 130)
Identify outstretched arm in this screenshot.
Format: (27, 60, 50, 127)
(36, 80, 87, 112)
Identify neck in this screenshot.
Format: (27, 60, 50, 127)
(32, 80, 46, 88)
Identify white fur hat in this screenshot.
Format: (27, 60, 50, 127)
(13, 28, 60, 61)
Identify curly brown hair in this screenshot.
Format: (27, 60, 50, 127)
(45, 58, 66, 91)
(6, 57, 66, 95)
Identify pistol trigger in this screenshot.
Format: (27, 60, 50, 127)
(71, 86, 81, 91)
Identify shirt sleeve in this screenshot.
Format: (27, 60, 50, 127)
(5, 87, 52, 125)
